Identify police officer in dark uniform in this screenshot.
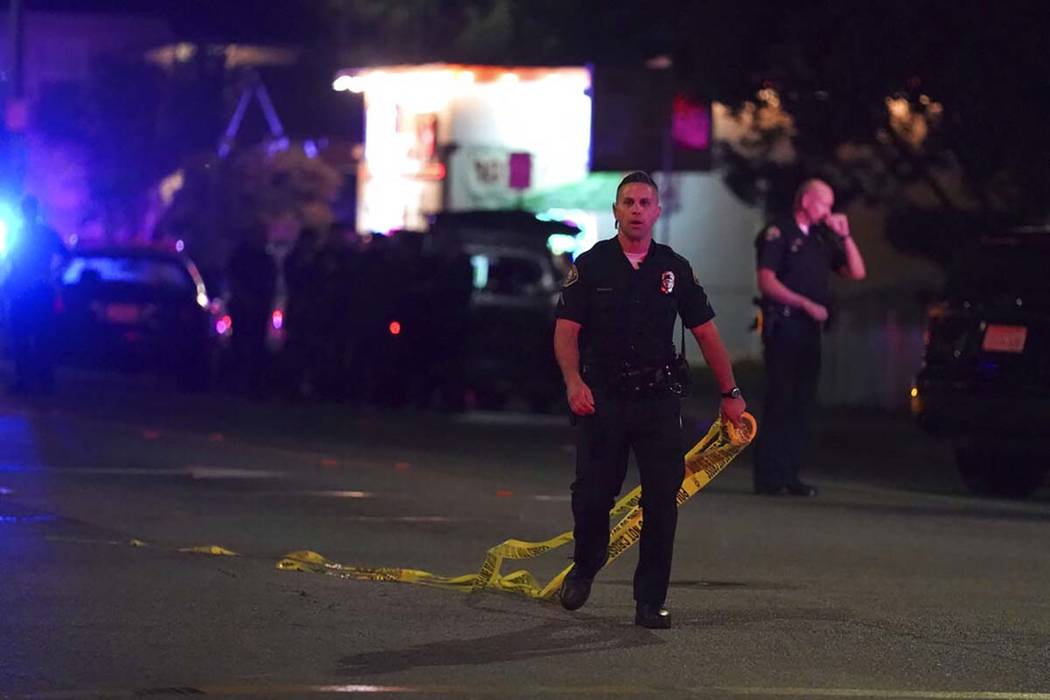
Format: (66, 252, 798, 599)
(753, 179, 866, 496)
(554, 171, 746, 629)
(2, 196, 68, 394)
(225, 222, 278, 397)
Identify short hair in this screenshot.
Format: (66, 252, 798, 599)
(793, 178, 832, 210)
(616, 171, 659, 201)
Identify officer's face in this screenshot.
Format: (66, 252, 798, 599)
(801, 185, 834, 225)
(613, 183, 661, 241)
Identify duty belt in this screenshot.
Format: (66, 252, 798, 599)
(585, 360, 687, 399)
(761, 301, 796, 318)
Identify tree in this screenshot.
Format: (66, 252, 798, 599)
(157, 143, 343, 281)
(670, 0, 1050, 260)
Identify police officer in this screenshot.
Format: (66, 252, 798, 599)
(753, 179, 866, 496)
(225, 222, 278, 398)
(2, 196, 68, 394)
(554, 171, 746, 629)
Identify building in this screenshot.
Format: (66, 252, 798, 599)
(333, 62, 764, 363)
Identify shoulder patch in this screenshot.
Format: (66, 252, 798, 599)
(765, 225, 781, 241)
(563, 264, 579, 288)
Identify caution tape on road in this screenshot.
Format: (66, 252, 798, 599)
(276, 412, 757, 601)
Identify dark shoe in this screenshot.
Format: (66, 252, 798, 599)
(635, 602, 672, 629)
(560, 568, 594, 611)
(785, 481, 818, 496)
(753, 483, 784, 495)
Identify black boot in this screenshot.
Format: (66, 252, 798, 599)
(635, 603, 672, 629)
(560, 567, 594, 611)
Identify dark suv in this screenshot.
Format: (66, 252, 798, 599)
(428, 211, 575, 411)
(912, 229, 1050, 497)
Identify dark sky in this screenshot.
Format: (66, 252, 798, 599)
(9, 0, 327, 43)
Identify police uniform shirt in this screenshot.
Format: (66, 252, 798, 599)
(755, 220, 847, 307)
(5, 223, 67, 290)
(556, 237, 715, 375)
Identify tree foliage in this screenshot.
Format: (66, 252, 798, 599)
(671, 1, 1050, 226)
(158, 144, 343, 278)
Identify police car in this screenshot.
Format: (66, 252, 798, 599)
(54, 246, 222, 391)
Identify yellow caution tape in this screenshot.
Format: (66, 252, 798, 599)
(179, 545, 239, 556)
(277, 412, 757, 602)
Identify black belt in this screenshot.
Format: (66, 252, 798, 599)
(585, 360, 687, 398)
(762, 302, 824, 324)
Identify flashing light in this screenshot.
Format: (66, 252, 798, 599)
(0, 200, 24, 258)
(271, 309, 284, 331)
(216, 315, 232, 336)
(910, 387, 919, 399)
(388, 320, 402, 336)
(175, 239, 185, 252)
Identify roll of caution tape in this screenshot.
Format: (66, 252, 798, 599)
(277, 412, 757, 602)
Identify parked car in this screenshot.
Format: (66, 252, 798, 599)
(464, 240, 563, 411)
(911, 228, 1050, 497)
(428, 210, 574, 412)
(54, 247, 222, 390)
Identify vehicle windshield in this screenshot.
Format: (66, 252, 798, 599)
(61, 256, 194, 292)
(470, 253, 548, 296)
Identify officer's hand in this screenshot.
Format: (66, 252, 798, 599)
(825, 213, 850, 238)
(721, 397, 746, 429)
(567, 378, 596, 416)
(803, 299, 829, 323)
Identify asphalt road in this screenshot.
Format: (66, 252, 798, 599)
(1, 371, 1049, 699)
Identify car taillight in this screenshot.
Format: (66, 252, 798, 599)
(271, 309, 284, 331)
(389, 320, 401, 336)
(215, 315, 232, 335)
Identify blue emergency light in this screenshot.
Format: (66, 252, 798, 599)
(0, 200, 23, 259)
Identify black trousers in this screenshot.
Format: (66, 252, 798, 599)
(571, 389, 683, 606)
(754, 316, 822, 489)
(7, 287, 57, 392)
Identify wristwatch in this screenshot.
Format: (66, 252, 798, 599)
(721, 387, 743, 400)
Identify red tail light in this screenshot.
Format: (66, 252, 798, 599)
(388, 321, 402, 336)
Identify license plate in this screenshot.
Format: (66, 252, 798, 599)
(104, 303, 143, 324)
(982, 324, 1027, 353)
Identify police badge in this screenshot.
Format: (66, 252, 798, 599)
(660, 271, 675, 294)
(564, 264, 579, 287)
